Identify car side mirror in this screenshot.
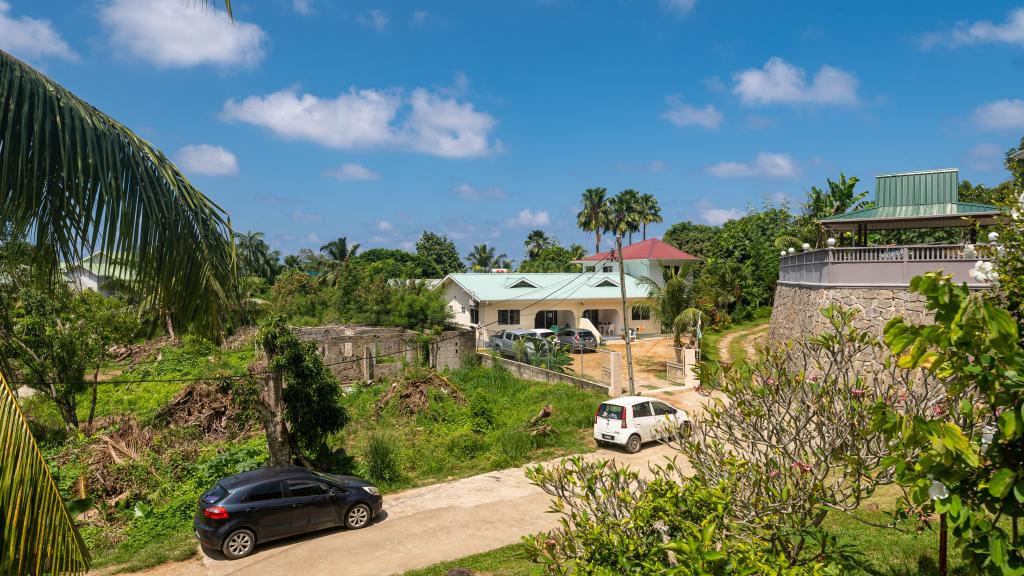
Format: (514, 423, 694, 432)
(329, 488, 337, 497)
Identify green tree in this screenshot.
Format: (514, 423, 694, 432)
(802, 174, 872, 247)
(235, 230, 281, 280)
(577, 187, 610, 253)
(611, 189, 643, 244)
(518, 245, 583, 273)
(466, 244, 507, 272)
(416, 231, 465, 276)
(637, 192, 663, 241)
(524, 229, 555, 260)
(663, 221, 720, 257)
(320, 237, 360, 263)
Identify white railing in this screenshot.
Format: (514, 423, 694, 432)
(778, 244, 995, 287)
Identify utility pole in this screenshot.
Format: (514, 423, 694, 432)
(615, 234, 636, 395)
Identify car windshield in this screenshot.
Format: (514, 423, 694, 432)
(311, 471, 347, 487)
(200, 484, 228, 505)
(597, 403, 624, 420)
(535, 331, 554, 338)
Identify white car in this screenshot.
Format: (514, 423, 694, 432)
(593, 396, 691, 453)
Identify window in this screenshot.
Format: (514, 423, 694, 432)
(597, 403, 624, 420)
(602, 265, 613, 273)
(469, 307, 479, 324)
(200, 485, 227, 505)
(498, 309, 520, 325)
(632, 402, 653, 418)
(652, 402, 675, 416)
(244, 482, 284, 502)
(287, 480, 328, 497)
(584, 266, 595, 272)
(631, 306, 651, 321)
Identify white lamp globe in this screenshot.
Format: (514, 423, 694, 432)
(787, 247, 796, 254)
(826, 237, 837, 247)
(988, 231, 999, 243)
(802, 243, 811, 251)
(780, 251, 787, 257)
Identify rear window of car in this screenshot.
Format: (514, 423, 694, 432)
(597, 403, 624, 420)
(244, 481, 284, 502)
(201, 485, 228, 505)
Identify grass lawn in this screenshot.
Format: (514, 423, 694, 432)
(403, 544, 542, 576)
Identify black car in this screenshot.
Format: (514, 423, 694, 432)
(556, 328, 598, 352)
(194, 466, 383, 559)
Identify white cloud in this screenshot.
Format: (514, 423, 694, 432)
(973, 99, 1024, 131)
(356, 9, 389, 30)
(454, 183, 507, 201)
(697, 201, 743, 225)
(376, 220, 393, 231)
(0, 1, 77, 62)
(661, 0, 696, 15)
(290, 211, 322, 223)
(922, 8, 1024, 48)
(707, 153, 798, 178)
(967, 143, 1004, 172)
(305, 232, 321, 244)
(505, 209, 550, 228)
(174, 144, 238, 176)
(293, 0, 313, 15)
(222, 85, 498, 158)
(662, 96, 723, 129)
(733, 57, 859, 106)
(411, 10, 429, 25)
(100, 0, 266, 68)
(325, 163, 380, 181)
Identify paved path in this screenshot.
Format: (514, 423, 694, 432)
(203, 444, 683, 576)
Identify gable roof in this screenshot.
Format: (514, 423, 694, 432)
(66, 252, 135, 282)
(577, 238, 699, 263)
(442, 272, 648, 303)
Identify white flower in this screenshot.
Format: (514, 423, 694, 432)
(969, 260, 998, 285)
(964, 244, 977, 259)
(928, 479, 950, 501)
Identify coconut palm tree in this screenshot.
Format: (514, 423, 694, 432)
(607, 189, 643, 245)
(577, 187, 610, 253)
(466, 244, 507, 272)
(320, 237, 360, 263)
(235, 231, 281, 280)
(803, 174, 872, 247)
(638, 193, 663, 241)
(524, 230, 554, 260)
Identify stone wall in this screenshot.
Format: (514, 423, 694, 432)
(477, 353, 611, 395)
(294, 325, 476, 383)
(769, 284, 932, 376)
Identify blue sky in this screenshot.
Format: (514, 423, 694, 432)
(3, 1, 1024, 264)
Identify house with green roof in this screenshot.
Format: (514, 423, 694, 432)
(64, 252, 135, 296)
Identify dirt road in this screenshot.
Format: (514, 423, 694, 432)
(717, 323, 769, 364)
(201, 443, 685, 576)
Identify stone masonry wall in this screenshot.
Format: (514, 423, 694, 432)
(769, 284, 932, 376)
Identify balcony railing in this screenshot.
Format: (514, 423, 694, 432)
(778, 244, 995, 288)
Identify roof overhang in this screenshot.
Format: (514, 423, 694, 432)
(821, 212, 1001, 232)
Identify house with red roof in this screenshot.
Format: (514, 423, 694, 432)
(574, 238, 699, 288)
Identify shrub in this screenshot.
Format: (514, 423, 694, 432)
(361, 431, 402, 485)
(446, 430, 486, 460)
(469, 401, 496, 433)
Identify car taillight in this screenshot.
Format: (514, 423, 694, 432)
(204, 506, 229, 520)
(573, 335, 580, 342)
(594, 405, 600, 424)
(621, 410, 628, 429)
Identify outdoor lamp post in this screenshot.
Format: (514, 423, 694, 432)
(780, 251, 786, 257)
(826, 237, 837, 247)
(988, 231, 999, 243)
(802, 243, 810, 251)
(787, 247, 795, 254)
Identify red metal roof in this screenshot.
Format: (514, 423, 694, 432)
(577, 238, 699, 262)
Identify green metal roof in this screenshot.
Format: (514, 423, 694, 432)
(69, 252, 135, 282)
(443, 272, 648, 303)
(819, 168, 1000, 227)
(820, 202, 1000, 222)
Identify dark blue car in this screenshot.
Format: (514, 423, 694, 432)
(194, 465, 383, 559)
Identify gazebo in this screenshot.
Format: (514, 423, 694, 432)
(780, 169, 1001, 288)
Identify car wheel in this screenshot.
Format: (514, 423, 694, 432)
(679, 421, 692, 438)
(222, 529, 256, 560)
(595, 439, 606, 448)
(625, 434, 642, 454)
(345, 503, 372, 529)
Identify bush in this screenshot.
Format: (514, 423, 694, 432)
(469, 400, 496, 433)
(446, 430, 486, 460)
(361, 430, 402, 485)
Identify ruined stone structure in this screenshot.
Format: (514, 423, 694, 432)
(294, 325, 474, 384)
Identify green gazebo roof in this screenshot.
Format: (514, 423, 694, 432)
(819, 169, 1000, 231)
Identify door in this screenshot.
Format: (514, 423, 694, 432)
(534, 310, 558, 329)
(242, 481, 292, 540)
(631, 402, 656, 441)
(285, 480, 338, 532)
(650, 401, 678, 439)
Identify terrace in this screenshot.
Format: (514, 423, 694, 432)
(778, 169, 1002, 289)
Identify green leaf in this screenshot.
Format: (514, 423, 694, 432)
(988, 468, 1017, 499)
(1014, 480, 1024, 503)
(998, 410, 1019, 439)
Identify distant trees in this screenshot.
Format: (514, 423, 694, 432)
(416, 231, 465, 276)
(320, 237, 360, 263)
(519, 244, 585, 273)
(466, 244, 508, 272)
(235, 231, 282, 281)
(524, 230, 556, 260)
(801, 174, 872, 247)
(577, 187, 610, 253)
(637, 193, 663, 241)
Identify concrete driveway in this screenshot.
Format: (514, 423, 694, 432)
(202, 443, 685, 576)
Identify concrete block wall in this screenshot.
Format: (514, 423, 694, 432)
(478, 352, 611, 395)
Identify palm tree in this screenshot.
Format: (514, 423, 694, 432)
(803, 174, 872, 247)
(0, 0, 234, 565)
(608, 189, 643, 245)
(235, 231, 280, 280)
(320, 237, 360, 263)
(577, 187, 610, 253)
(638, 193, 663, 241)
(466, 244, 507, 272)
(524, 230, 553, 260)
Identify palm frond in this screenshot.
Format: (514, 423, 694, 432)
(1, 370, 90, 575)
(0, 51, 236, 336)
